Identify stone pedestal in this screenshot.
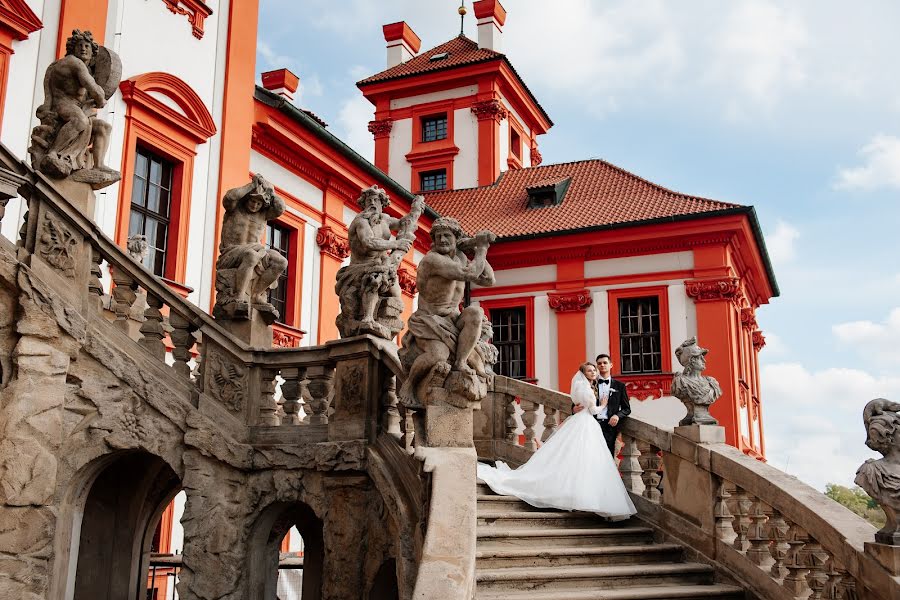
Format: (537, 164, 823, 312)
(218, 309, 273, 348)
(53, 178, 96, 217)
(674, 424, 726, 444)
(422, 400, 476, 448)
(866, 541, 900, 575)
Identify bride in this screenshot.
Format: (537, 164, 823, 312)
(477, 362, 637, 518)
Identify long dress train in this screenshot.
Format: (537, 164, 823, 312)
(476, 372, 637, 518)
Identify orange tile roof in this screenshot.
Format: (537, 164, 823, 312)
(358, 35, 502, 85)
(357, 35, 552, 126)
(424, 159, 743, 239)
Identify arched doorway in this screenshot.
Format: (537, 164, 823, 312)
(70, 451, 181, 600)
(249, 501, 324, 600)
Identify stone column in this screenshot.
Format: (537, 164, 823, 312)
(471, 98, 507, 186)
(315, 221, 350, 344)
(548, 287, 592, 393)
(321, 475, 370, 600)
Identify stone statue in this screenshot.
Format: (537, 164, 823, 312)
(671, 337, 722, 426)
(336, 186, 424, 340)
(29, 30, 122, 189)
(213, 174, 287, 323)
(398, 217, 497, 408)
(855, 399, 900, 545)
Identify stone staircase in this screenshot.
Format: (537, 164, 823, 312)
(474, 482, 745, 600)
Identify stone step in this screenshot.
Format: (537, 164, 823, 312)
(476, 526, 655, 549)
(476, 583, 745, 600)
(478, 510, 609, 528)
(475, 562, 716, 593)
(475, 542, 683, 569)
(477, 494, 547, 512)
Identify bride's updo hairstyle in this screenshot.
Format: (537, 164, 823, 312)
(578, 362, 595, 376)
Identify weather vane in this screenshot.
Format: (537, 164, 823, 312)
(459, 0, 467, 36)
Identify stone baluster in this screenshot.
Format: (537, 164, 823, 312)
(87, 247, 104, 311)
(804, 539, 829, 600)
(504, 395, 517, 444)
(714, 480, 736, 545)
(400, 404, 415, 450)
(639, 442, 662, 502)
(138, 292, 166, 360)
(768, 508, 790, 580)
(111, 269, 137, 332)
(381, 375, 401, 438)
(618, 435, 644, 494)
(783, 523, 810, 597)
(731, 486, 752, 552)
(541, 406, 559, 442)
(835, 568, 858, 600)
(306, 365, 334, 425)
(520, 399, 537, 450)
(168, 310, 195, 379)
(823, 558, 841, 600)
(280, 367, 305, 425)
(258, 369, 279, 426)
(746, 498, 773, 568)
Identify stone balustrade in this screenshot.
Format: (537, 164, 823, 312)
(480, 374, 900, 600)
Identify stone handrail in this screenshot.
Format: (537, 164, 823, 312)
(477, 374, 900, 600)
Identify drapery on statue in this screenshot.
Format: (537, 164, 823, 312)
(398, 217, 497, 408)
(336, 186, 424, 340)
(671, 337, 722, 426)
(855, 399, 900, 545)
(213, 174, 287, 324)
(29, 30, 122, 189)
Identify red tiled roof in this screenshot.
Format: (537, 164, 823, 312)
(358, 35, 502, 85)
(424, 160, 742, 239)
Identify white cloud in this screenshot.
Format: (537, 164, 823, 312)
(336, 95, 374, 161)
(765, 221, 800, 264)
(833, 308, 900, 365)
(761, 362, 900, 491)
(834, 134, 900, 191)
(760, 331, 787, 356)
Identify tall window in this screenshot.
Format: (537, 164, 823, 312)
(421, 115, 447, 142)
(266, 223, 291, 321)
(129, 147, 173, 277)
(490, 307, 527, 379)
(419, 169, 447, 192)
(618, 297, 662, 374)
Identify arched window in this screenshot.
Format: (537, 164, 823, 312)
(116, 72, 216, 292)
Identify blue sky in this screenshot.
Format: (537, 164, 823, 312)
(257, 0, 900, 491)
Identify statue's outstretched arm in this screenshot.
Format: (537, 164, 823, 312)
(223, 180, 256, 211)
(267, 191, 286, 219)
(74, 60, 106, 108)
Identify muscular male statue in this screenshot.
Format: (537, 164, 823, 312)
(398, 217, 496, 404)
(30, 30, 120, 185)
(336, 186, 423, 339)
(213, 174, 288, 322)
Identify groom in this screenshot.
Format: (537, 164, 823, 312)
(593, 354, 631, 456)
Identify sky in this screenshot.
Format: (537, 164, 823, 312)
(257, 0, 900, 492)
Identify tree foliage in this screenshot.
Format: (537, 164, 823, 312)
(825, 484, 886, 528)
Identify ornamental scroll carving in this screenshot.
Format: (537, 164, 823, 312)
(207, 350, 246, 413)
(740, 307, 758, 330)
(471, 99, 508, 123)
(316, 225, 351, 260)
(752, 330, 766, 351)
(621, 374, 674, 402)
(547, 290, 592, 313)
(685, 277, 742, 303)
(39, 212, 78, 278)
(397, 267, 417, 297)
(367, 119, 393, 139)
(530, 147, 543, 167)
(162, 0, 213, 39)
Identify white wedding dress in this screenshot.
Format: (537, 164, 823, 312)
(477, 372, 637, 518)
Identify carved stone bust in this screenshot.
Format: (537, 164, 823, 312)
(856, 399, 900, 545)
(671, 337, 722, 426)
(29, 29, 122, 189)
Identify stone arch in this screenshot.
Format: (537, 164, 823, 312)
(53, 450, 183, 600)
(248, 500, 325, 600)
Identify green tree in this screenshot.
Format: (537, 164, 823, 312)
(825, 484, 886, 528)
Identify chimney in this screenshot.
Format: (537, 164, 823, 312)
(261, 68, 300, 101)
(383, 21, 421, 68)
(473, 0, 506, 52)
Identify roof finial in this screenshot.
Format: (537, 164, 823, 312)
(458, 0, 467, 36)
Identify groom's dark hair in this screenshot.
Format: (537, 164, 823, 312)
(595, 353, 611, 362)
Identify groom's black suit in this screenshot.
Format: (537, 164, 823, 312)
(593, 377, 631, 456)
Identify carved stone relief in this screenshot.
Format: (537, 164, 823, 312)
(206, 350, 247, 413)
(38, 212, 78, 278)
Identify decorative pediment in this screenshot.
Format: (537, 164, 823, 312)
(119, 72, 217, 144)
(0, 0, 42, 42)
